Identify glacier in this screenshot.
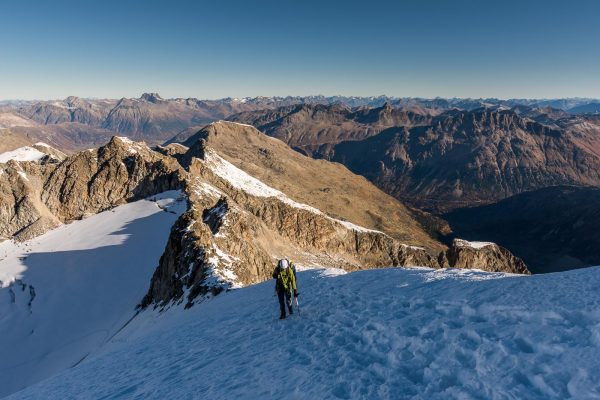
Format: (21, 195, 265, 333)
(5, 264, 600, 399)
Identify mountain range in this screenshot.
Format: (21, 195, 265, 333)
(2, 94, 600, 153)
(3, 94, 600, 273)
(219, 103, 600, 272)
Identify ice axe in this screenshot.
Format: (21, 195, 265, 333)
(294, 294, 300, 314)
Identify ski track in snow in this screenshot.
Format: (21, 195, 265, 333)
(9, 266, 600, 400)
(0, 191, 186, 398)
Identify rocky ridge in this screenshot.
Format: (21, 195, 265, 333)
(141, 122, 530, 308)
(142, 139, 446, 308)
(1, 123, 530, 311)
(0, 137, 184, 240)
(181, 121, 450, 247)
(4, 95, 600, 154)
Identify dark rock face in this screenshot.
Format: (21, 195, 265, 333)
(202, 197, 229, 234)
(139, 211, 215, 309)
(445, 186, 600, 273)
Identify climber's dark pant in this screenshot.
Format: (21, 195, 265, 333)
(277, 289, 293, 316)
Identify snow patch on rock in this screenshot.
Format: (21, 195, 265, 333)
(454, 239, 496, 249)
(204, 151, 382, 234)
(215, 120, 255, 129)
(193, 180, 223, 199)
(0, 146, 46, 163)
(205, 244, 242, 289)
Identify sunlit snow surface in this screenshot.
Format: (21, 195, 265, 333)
(0, 147, 46, 163)
(9, 265, 600, 399)
(0, 191, 186, 398)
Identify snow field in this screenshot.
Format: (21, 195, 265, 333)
(0, 191, 186, 398)
(9, 266, 600, 399)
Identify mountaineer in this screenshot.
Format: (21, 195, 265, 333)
(272, 259, 298, 319)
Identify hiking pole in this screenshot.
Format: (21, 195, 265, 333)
(295, 295, 300, 314)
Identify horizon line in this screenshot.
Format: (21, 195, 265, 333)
(1, 94, 599, 102)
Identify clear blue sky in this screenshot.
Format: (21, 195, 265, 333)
(1, 0, 599, 100)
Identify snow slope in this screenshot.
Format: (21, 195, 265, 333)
(8, 266, 600, 399)
(0, 191, 186, 398)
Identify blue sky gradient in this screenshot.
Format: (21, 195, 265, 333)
(1, 0, 599, 100)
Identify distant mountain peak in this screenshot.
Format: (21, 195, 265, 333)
(140, 92, 163, 103)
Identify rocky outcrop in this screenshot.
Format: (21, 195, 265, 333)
(41, 137, 185, 221)
(154, 143, 189, 158)
(445, 185, 600, 273)
(443, 239, 530, 274)
(139, 210, 214, 309)
(0, 138, 185, 240)
(0, 161, 61, 240)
